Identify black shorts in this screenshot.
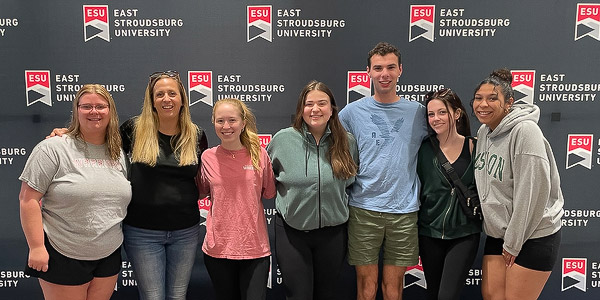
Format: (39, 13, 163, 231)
(24, 234, 121, 285)
(483, 230, 561, 272)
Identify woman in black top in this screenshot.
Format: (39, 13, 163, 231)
(416, 89, 481, 300)
(121, 71, 207, 300)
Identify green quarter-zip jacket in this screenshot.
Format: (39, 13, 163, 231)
(267, 125, 358, 231)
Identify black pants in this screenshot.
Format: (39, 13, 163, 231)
(418, 233, 480, 300)
(275, 213, 347, 300)
(203, 254, 270, 300)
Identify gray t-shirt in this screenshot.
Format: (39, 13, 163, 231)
(19, 135, 131, 260)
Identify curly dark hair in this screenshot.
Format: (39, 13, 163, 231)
(367, 42, 401, 67)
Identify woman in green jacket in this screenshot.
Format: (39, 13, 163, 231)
(417, 88, 481, 300)
(266, 80, 358, 300)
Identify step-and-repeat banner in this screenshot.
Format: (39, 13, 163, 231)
(1, 0, 599, 299)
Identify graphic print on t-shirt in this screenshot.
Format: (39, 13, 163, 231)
(370, 114, 404, 148)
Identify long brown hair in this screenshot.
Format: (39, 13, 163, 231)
(424, 88, 471, 137)
(293, 80, 357, 179)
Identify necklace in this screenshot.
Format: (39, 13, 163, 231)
(221, 145, 244, 159)
(222, 148, 237, 158)
(228, 150, 236, 159)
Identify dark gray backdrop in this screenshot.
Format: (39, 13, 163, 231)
(1, 0, 599, 299)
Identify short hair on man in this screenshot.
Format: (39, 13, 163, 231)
(367, 42, 402, 68)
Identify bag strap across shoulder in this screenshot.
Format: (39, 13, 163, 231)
(429, 136, 471, 196)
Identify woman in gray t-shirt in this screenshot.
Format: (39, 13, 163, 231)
(19, 84, 131, 300)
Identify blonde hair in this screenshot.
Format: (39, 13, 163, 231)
(132, 74, 198, 166)
(67, 84, 121, 160)
(213, 98, 262, 171)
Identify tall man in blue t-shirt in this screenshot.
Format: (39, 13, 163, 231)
(339, 42, 428, 300)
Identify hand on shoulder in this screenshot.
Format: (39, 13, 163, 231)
(45, 128, 68, 139)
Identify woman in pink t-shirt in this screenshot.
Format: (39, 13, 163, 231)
(198, 98, 276, 300)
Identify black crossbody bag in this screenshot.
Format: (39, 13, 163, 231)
(429, 136, 483, 221)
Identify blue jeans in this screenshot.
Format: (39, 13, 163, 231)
(123, 224, 200, 300)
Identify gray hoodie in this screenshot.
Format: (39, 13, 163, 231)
(473, 104, 564, 256)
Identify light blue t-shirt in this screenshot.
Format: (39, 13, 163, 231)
(339, 96, 428, 213)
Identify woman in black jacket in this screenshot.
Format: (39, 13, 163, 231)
(416, 88, 481, 300)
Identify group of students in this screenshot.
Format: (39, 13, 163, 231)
(18, 41, 563, 300)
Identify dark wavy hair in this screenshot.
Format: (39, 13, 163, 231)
(425, 88, 471, 137)
(367, 42, 402, 68)
(471, 68, 515, 111)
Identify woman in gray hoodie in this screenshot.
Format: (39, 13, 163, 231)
(472, 69, 564, 300)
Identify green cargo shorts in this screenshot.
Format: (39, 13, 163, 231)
(347, 206, 419, 266)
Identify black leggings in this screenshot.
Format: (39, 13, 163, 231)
(275, 213, 347, 300)
(418, 233, 480, 300)
(203, 254, 270, 300)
